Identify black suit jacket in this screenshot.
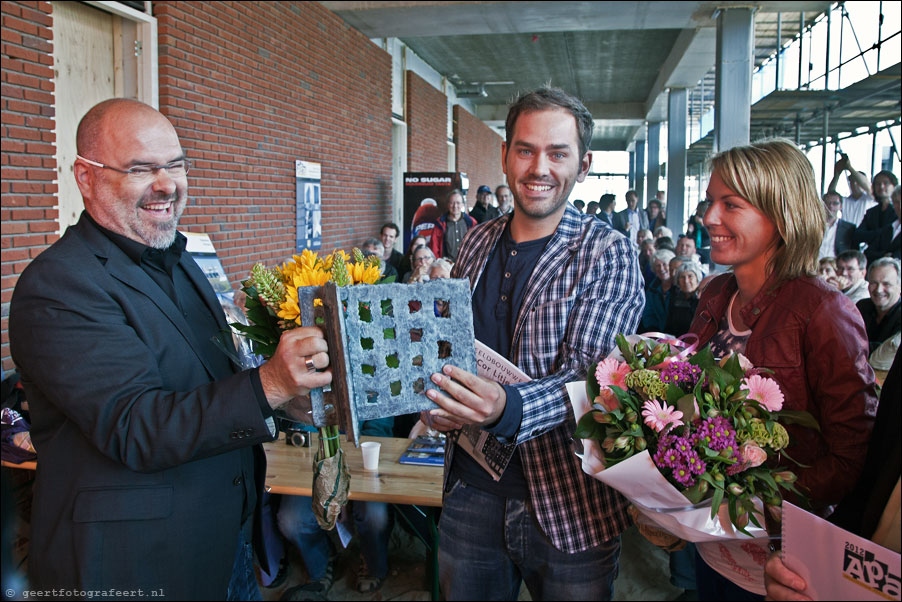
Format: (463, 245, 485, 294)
(9, 213, 274, 599)
(833, 219, 856, 255)
(870, 223, 902, 261)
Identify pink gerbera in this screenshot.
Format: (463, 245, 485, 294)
(743, 374, 784, 411)
(595, 358, 631, 390)
(641, 399, 684, 433)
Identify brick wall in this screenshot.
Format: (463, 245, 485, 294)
(1, 0, 56, 372)
(453, 105, 504, 199)
(0, 1, 393, 371)
(155, 1, 392, 270)
(405, 70, 447, 172)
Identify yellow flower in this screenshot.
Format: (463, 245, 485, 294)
(323, 249, 350, 272)
(295, 249, 321, 272)
(277, 286, 302, 326)
(348, 262, 381, 285)
(280, 249, 321, 283)
(290, 267, 331, 288)
(285, 268, 330, 309)
(280, 260, 299, 282)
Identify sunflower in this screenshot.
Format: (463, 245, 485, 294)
(322, 249, 350, 272)
(277, 286, 302, 326)
(348, 262, 382, 285)
(295, 249, 321, 272)
(289, 267, 331, 289)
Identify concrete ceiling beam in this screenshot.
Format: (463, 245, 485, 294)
(475, 102, 647, 122)
(323, 1, 835, 38)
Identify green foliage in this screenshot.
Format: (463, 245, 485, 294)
(776, 410, 822, 431)
(230, 283, 282, 359)
(577, 335, 822, 536)
(574, 411, 606, 440)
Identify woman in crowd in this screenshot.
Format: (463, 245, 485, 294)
(399, 236, 427, 282)
(665, 260, 703, 336)
(817, 256, 843, 289)
(647, 199, 667, 232)
(639, 249, 675, 332)
(687, 139, 877, 599)
(404, 245, 436, 283)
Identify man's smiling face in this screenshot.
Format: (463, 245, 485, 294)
(502, 108, 591, 224)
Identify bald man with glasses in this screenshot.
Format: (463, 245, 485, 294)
(10, 98, 332, 599)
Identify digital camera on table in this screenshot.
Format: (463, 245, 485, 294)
(284, 427, 310, 447)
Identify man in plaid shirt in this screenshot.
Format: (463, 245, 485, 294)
(425, 88, 644, 599)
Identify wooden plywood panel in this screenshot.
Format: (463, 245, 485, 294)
(53, 0, 115, 232)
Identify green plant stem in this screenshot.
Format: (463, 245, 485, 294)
(319, 425, 339, 458)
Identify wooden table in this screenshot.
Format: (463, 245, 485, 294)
(4, 435, 446, 508)
(3, 435, 445, 598)
(263, 434, 444, 507)
(266, 434, 444, 600)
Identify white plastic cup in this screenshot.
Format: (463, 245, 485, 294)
(361, 441, 381, 471)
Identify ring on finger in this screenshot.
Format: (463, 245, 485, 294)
(304, 355, 316, 372)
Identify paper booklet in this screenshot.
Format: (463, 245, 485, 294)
(399, 435, 446, 466)
(782, 501, 901, 601)
(456, 341, 532, 481)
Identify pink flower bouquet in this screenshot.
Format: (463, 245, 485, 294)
(573, 334, 818, 536)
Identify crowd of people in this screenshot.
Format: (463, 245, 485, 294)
(815, 168, 902, 369)
(5, 88, 901, 602)
(321, 108, 900, 601)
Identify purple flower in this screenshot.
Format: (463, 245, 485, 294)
(693, 416, 737, 452)
(685, 450, 707, 475)
(672, 466, 697, 487)
(659, 361, 703, 388)
(653, 445, 681, 469)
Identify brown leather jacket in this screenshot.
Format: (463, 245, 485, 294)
(688, 274, 878, 508)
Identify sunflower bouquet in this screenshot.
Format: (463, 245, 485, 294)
(572, 334, 818, 537)
(232, 248, 386, 530)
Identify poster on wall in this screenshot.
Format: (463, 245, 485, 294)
(184, 232, 259, 364)
(296, 160, 322, 251)
(402, 172, 469, 249)
(184, 231, 233, 303)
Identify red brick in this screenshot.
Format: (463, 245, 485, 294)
(406, 71, 448, 172)
(1, 167, 26, 179)
(28, 221, 56, 232)
(1, 0, 393, 368)
(454, 105, 505, 197)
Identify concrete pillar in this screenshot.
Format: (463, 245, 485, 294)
(667, 88, 688, 236)
(821, 108, 830, 194)
(635, 140, 646, 208)
(646, 122, 661, 205)
(628, 150, 636, 189)
(714, 7, 754, 151)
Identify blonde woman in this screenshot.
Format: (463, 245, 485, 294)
(687, 139, 878, 599)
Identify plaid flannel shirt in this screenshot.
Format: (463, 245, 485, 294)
(450, 202, 645, 553)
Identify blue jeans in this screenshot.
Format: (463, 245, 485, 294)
(670, 544, 697, 589)
(226, 533, 262, 601)
(438, 479, 621, 601)
(278, 496, 392, 579)
(258, 492, 286, 586)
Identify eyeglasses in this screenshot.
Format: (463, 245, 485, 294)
(76, 154, 190, 181)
